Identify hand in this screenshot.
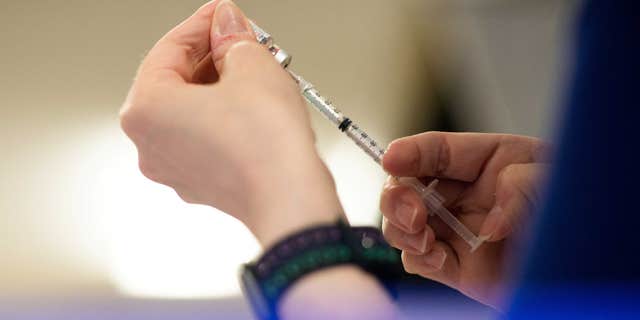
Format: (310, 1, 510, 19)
(120, 3, 397, 318)
(119, 0, 342, 247)
(379, 132, 548, 309)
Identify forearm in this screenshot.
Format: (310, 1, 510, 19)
(245, 152, 398, 319)
(245, 152, 345, 248)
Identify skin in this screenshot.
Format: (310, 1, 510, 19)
(120, 1, 396, 319)
(120, 0, 547, 316)
(380, 132, 548, 309)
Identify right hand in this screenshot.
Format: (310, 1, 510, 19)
(119, 0, 342, 247)
(379, 132, 548, 309)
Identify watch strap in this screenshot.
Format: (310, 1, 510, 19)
(241, 219, 401, 320)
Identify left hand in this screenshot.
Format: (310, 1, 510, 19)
(379, 132, 548, 309)
(119, 0, 341, 247)
(119, 2, 397, 318)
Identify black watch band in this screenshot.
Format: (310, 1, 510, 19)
(240, 219, 401, 320)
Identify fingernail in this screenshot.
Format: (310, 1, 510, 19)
(214, 0, 249, 36)
(403, 232, 429, 254)
(480, 206, 502, 239)
(424, 248, 447, 270)
(394, 200, 418, 231)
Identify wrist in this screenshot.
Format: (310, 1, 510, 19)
(241, 221, 400, 320)
(244, 151, 344, 248)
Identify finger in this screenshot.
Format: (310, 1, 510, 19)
(385, 176, 470, 208)
(401, 241, 460, 289)
(381, 176, 469, 237)
(207, 1, 287, 83)
(382, 218, 435, 255)
(380, 180, 428, 234)
(208, 0, 260, 73)
(480, 163, 547, 241)
(138, 1, 222, 84)
(383, 132, 543, 182)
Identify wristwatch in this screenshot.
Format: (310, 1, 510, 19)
(240, 219, 401, 320)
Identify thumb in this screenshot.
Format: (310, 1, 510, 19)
(209, 0, 275, 76)
(480, 163, 547, 242)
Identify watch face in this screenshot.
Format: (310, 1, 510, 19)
(241, 265, 272, 320)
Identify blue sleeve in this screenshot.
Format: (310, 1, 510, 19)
(508, 0, 640, 319)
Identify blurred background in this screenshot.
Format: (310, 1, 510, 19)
(0, 0, 577, 318)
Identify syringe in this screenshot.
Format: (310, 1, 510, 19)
(250, 21, 486, 252)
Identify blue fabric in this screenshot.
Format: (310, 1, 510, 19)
(508, 0, 640, 318)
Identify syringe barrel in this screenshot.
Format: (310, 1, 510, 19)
(344, 123, 385, 164)
(300, 85, 385, 164)
(301, 87, 344, 126)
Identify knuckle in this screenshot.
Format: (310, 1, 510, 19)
(382, 220, 410, 251)
(433, 133, 451, 177)
(120, 93, 155, 140)
(120, 109, 142, 139)
(417, 132, 450, 177)
(138, 158, 161, 183)
(176, 190, 199, 204)
(401, 138, 422, 176)
(498, 164, 523, 187)
(383, 232, 401, 250)
(401, 252, 418, 274)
